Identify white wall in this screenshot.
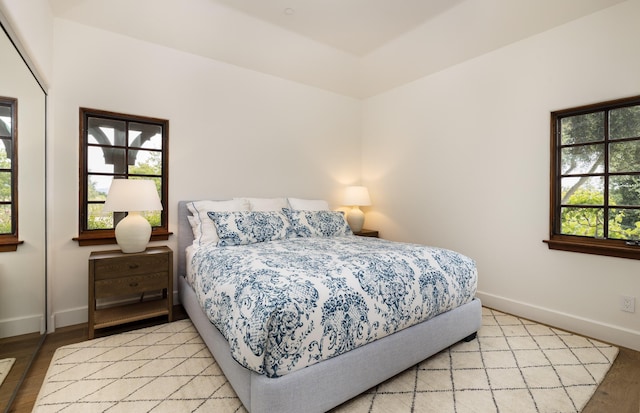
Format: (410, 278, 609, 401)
(362, 0, 640, 350)
(48, 19, 362, 328)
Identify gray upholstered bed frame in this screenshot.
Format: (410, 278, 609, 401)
(177, 200, 482, 413)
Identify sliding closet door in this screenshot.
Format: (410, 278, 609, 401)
(0, 14, 47, 411)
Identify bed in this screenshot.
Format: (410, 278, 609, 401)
(177, 199, 482, 413)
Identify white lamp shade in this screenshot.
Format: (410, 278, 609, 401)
(103, 179, 163, 212)
(343, 186, 371, 206)
(103, 179, 163, 253)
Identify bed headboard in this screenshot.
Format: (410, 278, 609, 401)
(177, 201, 194, 278)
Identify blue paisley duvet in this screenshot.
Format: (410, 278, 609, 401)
(188, 236, 477, 377)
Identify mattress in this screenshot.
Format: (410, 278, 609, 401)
(187, 236, 477, 378)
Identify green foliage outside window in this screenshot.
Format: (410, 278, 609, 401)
(560, 188, 640, 239)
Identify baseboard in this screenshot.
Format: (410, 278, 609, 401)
(0, 314, 44, 338)
(477, 291, 640, 352)
(51, 305, 87, 330)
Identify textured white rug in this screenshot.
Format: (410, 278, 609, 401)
(33, 308, 618, 413)
(0, 358, 15, 387)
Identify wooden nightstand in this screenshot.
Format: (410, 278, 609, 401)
(88, 246, 173, 339)
(354, 229, 379, 238)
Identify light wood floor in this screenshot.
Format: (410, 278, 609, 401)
(3, 305, 639, 413)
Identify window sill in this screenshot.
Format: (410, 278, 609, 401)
(544, 237, 640, 260)
(0, 237, 24, 252)
(74, 229, 172, 247)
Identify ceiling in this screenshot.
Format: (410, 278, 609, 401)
(47, 0, 627, 97)
(209, 0, 465, 56)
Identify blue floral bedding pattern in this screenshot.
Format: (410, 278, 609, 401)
(208, 210, 291, 246)
(283, 208, 353, 237)
(188, 236, 477, 377)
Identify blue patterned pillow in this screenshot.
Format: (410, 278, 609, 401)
(207, 211, 292, 246)
(283, 208, 353, 237)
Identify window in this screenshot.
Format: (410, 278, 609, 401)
(546, 95, 640, 259)
(0, 97, 19, 251)
(75, 108, 170, 246)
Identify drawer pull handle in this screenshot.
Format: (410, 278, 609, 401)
(129, 282, 139, 287)
(129, 264, 139, 269)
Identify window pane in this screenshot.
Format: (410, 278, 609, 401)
(609, 175, 640, 206)
(87, 174, 112, 202)
(561, 176, 604, 205)
(561, 206, 603, 236)
(560, 112, 604, 145)
(0, 204, 10, 234)
(560, 144, 604, 175)
(88, 146, 126, 174)
(87, 117, 126, 146)
(129, 122, 162, 149)
(608, 208, 640, 240)
(609, 140, 640, 173)
(0, 117, 10, 138)
(0, 105, 11, 139)
(0, 139, 10, 167)
(128, 149, 161, 175)
(610, 105, 640, 140)
(87, 203, 113, 230)
(0, 171, 11, 201)
(143, 210, 161, 227)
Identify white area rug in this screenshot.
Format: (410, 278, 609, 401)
(0, 358, 15, 387)
(33, 308, 618, 413)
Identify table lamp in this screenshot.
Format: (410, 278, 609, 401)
(343, 186, 371, 233)
(102, 179, 163, 253)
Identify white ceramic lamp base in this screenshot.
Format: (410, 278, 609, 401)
(347, 206, 365, 233)
(115, 211, 151, 253)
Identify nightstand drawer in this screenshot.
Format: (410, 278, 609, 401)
(93, 254, 169, 280)
(95, 272, 167, 298)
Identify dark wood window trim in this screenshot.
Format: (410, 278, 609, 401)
(74, 108, 171, 246)
(0, 96, 19, 252)
(545, 95, 640, 260)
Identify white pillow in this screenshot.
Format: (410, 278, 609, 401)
(187, 199, 250, 246)
(235, 197, 289, 211)
(287, 198, 329, 211)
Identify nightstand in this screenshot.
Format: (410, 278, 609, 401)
(353, 229, 379, 238)
(88, 246, 173, 339)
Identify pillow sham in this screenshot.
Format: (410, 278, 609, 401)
(283, 208, 353, 238)
(187, 199, 250, 246)
(208, 210, 292, 246)
(235, 197, 289, 211)
(287, 198, 329, 211)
